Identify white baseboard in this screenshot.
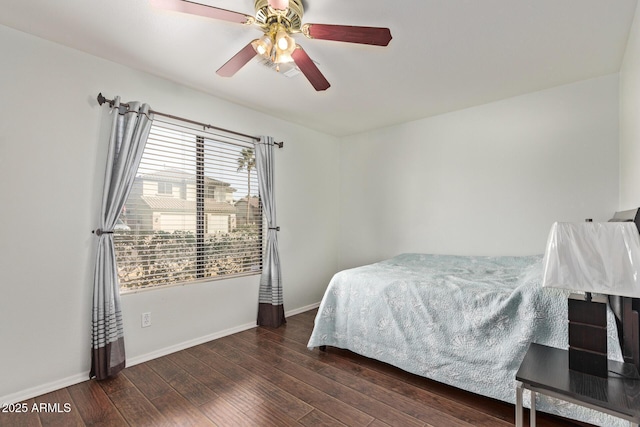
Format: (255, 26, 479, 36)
(0, 373, 89, 406)
(0, 303, 321, 405)
(126, 321, 258, 367)
(285, 301, 320, 317)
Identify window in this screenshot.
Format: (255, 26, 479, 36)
(157, 182, 173, 195)
(114, 120, 263, 292)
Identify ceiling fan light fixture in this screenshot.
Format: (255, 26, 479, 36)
(274, 27, 296, 63)
(276, 29, 292, 50)
(275, 51, 295, 64)
(252, 35, 273, 57)
(253, 24, 296, 66)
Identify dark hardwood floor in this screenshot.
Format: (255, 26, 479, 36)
(1, 309, 589, 427)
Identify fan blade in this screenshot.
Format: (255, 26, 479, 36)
(150, 0, 253, 24)
(303, 23, 392, 46)
(216, 42, 258, 77)
(291, 46, 330, 91)
(268, 0, 289, 10)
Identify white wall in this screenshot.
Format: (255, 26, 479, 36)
(0, 24, 340, 402)
(339, 75, 620, 269)
(620, 3, 640, 209)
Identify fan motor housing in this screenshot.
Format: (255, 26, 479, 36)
(254, 0, 304, 31)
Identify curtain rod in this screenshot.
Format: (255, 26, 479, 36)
(97, 93, 283, 147)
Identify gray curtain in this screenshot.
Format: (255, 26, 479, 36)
(255, 136, 285, 327)
(91, 97, 153, 379)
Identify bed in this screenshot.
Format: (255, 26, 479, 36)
(308, 220, 640, 426)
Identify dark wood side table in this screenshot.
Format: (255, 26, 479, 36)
(515, 343, 640, 427)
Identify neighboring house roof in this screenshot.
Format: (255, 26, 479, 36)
(141, 196, 237, 214)
(139, 169, 235, 190)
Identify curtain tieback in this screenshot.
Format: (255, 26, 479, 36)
(268, 226, 281, 231)
(93, 229, 115, 236)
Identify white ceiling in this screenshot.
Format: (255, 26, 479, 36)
(0, 0, 637, 136)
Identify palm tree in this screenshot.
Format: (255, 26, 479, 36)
(237, 148, 256, 224)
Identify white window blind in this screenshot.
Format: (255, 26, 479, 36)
(114, 120, 263, 292)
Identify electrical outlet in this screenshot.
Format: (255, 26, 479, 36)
(141, 312, 151, 328)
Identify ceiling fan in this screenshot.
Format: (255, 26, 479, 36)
(150, 0, 392, 91)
